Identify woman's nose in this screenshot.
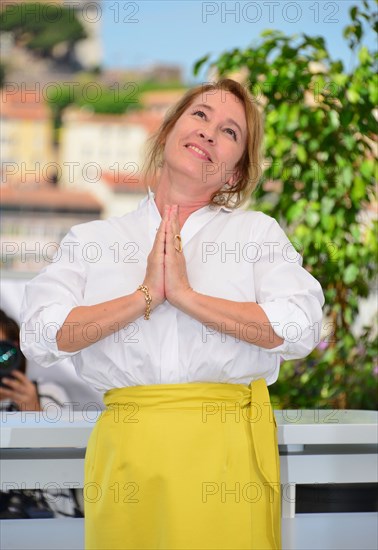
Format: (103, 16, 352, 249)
(198, 130, 215, 143)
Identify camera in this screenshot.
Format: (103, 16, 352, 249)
(0, 340, 22, 387)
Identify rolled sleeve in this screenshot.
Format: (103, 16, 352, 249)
(20, 227, 87, 368)
(254, 217, 325, 359)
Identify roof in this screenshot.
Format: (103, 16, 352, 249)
(0, 90, 51, 121)
(0, 186, 102, 213)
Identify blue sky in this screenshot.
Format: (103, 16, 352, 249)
(101, 1, 376, 83)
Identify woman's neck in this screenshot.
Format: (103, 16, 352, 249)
(153, 175, 212, 228)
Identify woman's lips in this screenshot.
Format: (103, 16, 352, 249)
(185, 143, 212, 162)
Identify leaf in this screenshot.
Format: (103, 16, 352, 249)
(320, 214, 335, 232)
(299, 112, 310, 128)
(358, 46, 371, 64)
(350, 7, 358, 21)
(296, 144, 307, 163)
(260, 29, 276, 37)
(332, 72, 348, 86)
(274, 136, 292, 156)
(294, 224, 311, 239)
(346, 243, 357, 258)
(308, 139, 319, 153)
(321, 197, 335, 216)
(305, 210, 320, 228)
(369, 80, 378, 103)
(343, 264, 359, 284)
(340, 110, 354, 126)
(342, 166, 353, 187)
(351, 177, 366, 202)
(329, 110, 340, 129)
(360, 159, 375, 179)
(350, 225, 360, 240)
(193, 54, 210, 76)
(342, 135, 356, 151)
(282, 46, 297, 59)
(348, 89, 360, 103)
(336, 209, 346, 228)
(287, 200, 307, 222)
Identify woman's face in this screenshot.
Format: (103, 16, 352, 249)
(162, 89, 247, 196)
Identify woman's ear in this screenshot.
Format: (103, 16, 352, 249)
(227, 168, 241, 187)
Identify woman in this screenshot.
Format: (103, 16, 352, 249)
(21, 79, 324, 549)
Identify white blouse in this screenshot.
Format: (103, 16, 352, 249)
(20, 190, 324, 393)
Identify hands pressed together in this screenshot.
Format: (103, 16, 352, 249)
(142, 205, 194, 311)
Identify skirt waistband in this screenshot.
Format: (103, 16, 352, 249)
(104, 381, 256, 409)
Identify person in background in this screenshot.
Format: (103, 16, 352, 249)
(0, 309, 68, 411)
(0, 309, 82, 519)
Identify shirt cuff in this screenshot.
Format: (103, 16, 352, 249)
(20, 304, 80, 368)
(259, 300, 313, 358)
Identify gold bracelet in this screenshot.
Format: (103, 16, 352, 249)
(137, 285, 152, 320)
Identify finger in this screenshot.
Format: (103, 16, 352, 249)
(163, 208, 170, 255)
(2, 378, 28, 395)
(170, 206, 182, 248)
(156, 217, 166, 244)
(167, 227, 183, 258)
(153, 210, 168, 251)
(165, 213, 175, 246)
(9, 370, 26, 382)
(1, 377, 18, 389)
(0, 387, 15, 399)
(157, 207, 168, 235)
(165, 205, 183, 257)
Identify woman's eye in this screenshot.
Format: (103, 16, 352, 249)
(225, 128, 237, 140)
(192, 110, 206, 119)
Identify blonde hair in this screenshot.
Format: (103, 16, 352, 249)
(143, 78, 264, 208)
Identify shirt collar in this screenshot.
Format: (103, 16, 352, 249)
(144, 186, 233, 213)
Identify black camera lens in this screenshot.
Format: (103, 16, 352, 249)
(0, 340, 22, 385)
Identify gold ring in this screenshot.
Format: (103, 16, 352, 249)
(174, 234, 182, 252)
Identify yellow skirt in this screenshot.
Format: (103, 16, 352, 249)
(84, 379, 281, 550)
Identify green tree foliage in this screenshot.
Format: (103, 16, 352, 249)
(47, 79, 142, 132)
(0, 2, 86, 58)
(195, 2, 378, 409)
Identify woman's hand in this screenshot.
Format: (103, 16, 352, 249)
(142, 204, 193, 310)
(142, 206, 168, 309)
(164, 205, 193, 307)
(0, 370, 42, 411)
